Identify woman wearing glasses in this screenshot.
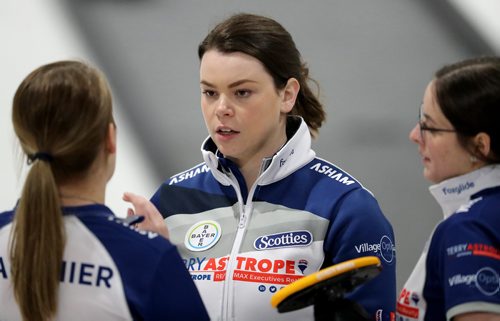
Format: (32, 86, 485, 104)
(396, 56, 500, 321)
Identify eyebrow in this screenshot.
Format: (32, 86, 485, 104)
(422, 112, 440, 126)
(421, 111, 431, 121)
(200, 79, 258, 88)
(420, 104, 438, 125)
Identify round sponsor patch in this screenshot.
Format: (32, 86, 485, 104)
(379, 235, 395, 264)
(184, 220, 222, 252)
(475, 267, 499, 296)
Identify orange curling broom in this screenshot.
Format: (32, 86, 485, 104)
(271, 256, 382, 321)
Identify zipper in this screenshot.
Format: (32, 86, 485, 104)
(219, 163, 265, 320)
(221, 190, 259, 320)
(220, 196, 246, 320)
(238, 210, 247, 228)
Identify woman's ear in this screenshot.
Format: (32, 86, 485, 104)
(281, 78, 300, 113)
(473, 132, 490, 158)
(106, 123, 117, 154)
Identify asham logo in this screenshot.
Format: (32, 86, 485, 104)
(254, 230, 312, 250)
(354, 235, 395, 264)
(441, 181, 474, 196)
(184, 220, 222, 252)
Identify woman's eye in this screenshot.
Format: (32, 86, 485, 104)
(420, 122, 433, 131)
(202, 90, 216, 97)
(420, 122, 440, 135)
(235, 90, 251, 97)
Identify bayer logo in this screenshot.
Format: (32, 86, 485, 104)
(184, 220, 222, 252)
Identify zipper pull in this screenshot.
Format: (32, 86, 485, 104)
(238, 213, 246, 228)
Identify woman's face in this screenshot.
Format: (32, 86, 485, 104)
(199, 50, 293, 166)
(409, 81, 475, 183)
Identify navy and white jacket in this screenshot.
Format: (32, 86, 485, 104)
(152, 116, 396, 321)
(397, 165, 500, 321)
(0, 204, 209, 321)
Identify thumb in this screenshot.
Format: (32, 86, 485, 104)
(122, 192, 136, 202)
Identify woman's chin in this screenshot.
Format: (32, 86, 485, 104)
(423, 168, 438, 184)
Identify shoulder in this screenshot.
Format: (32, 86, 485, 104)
(305, 157, 365, 189)
(167, 162, 212, 186)
(151, 162, 231, 216)
(470, 186, 500, 217)
(72, 207, 175, 257)
(432, 192, 500, 251)
(440, 187, 500, 232)
(305, 157, 381, 206)
(75, 212, 182, 287)
(289, 157, 386, 221)
(303, 159, 391, 237)
(0, 210, 14, 229)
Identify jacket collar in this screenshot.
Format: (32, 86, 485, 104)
(200, 116, 316, 186)
(429, 164, 500, 219)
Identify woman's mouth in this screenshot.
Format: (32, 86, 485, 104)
(216, 126, 240, 135)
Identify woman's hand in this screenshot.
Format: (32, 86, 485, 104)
(122, 192, 170, 239)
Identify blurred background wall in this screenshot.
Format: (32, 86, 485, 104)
(2, 0, 499, 292)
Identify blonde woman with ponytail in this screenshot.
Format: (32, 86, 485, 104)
(0, 60, 209, 321)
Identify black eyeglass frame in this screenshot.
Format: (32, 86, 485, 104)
(418, 106, 456, 142)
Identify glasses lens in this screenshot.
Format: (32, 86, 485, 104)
(420, 125, 425, 143)
(418, 106, 425, 143)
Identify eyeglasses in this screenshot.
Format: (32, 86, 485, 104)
(418, 106, 456, 143)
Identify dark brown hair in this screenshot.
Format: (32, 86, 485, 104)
(198, 13, 326, 137)
(434, 56, 500, 163)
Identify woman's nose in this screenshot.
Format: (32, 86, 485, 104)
(215, 96, 233, 117)
(409, 123, 422, 144)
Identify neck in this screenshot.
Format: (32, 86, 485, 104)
(57, 148, 112, 206)
(237, 132, 288, 190)
(59, 193, 102, 206)
(58, 174, 107, 206)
